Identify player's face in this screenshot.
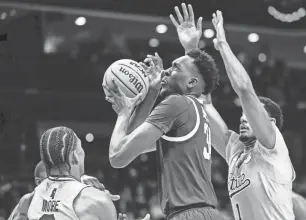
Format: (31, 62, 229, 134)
(160, 55, 198, 97)
(239, 113, 256, 142)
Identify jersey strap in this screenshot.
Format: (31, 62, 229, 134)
(161, 96, 200, 142)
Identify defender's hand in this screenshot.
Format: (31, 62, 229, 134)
(212, 10, 227, 51)
(81, 175, 120, 201)
(170, 3, 202, 52)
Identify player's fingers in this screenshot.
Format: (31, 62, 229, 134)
(103, 84, 118, 98)
(110, 194, 121, 201)
(139, 62, 148, 71)
(169, 14, 179, 28)
(122, 214, 128, 220)
(142, 214, 150, 220)
(174, 6, 184, 24)
(188, 4, 194, 22)
(102, 83, 111, 93)
(144, 57, 152, 64)
(181, 3, 189, 21)
(112, 105, 119, 114)
(197, 17, 203, 32)
(97, 182, 106, 191)
(118, 213, 123, 220)
(155, 52, 161, 60)
(111, 78, 124, 96)
(133, 93, 143, 106)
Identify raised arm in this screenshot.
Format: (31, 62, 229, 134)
(170, 5, 231, 158)
(212, 11, 276, 149)
(200, 94, 231, 159)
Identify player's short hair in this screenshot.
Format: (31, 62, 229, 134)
(40, 126, 78, 175)
(258, 96, 284, 129)
(34, 161, 46, 178)
(187, 49, 219, 94)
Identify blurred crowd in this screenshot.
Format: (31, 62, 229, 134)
(0, 34, 306, 220)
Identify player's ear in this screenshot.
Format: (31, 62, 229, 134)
(71, 150, 79, 166)
(270, 118, 276, 125)
(187, 77, 199, 89)
(35, 177, 41, 185)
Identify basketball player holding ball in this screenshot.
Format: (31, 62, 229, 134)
(103, 4, 223, 219)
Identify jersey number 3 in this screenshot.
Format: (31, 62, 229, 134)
(201, 106, 212, 160)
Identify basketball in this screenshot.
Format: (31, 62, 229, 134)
(103, 59, 149, 101)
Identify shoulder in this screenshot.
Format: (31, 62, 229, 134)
(18, 192, 35, 212)
(74, 187, 116, 220)
(160, 94, 189, 108)
(256, 123, 289, 157)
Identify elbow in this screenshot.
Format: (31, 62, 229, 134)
(109, 152, 128, 169)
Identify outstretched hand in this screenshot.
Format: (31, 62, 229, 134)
(103, 79, 143, 116)
(212, 10, 227, 51)
(170, 3, 202, 51)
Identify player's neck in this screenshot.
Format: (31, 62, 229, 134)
(49, 168, 81, 181)
(243, 139, 256, 151)
(185, 91, 201, 98)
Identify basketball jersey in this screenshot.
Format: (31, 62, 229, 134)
(226, 124, 295, 220)
(28, 176, 90, 220)
(146, 94, 217, 216)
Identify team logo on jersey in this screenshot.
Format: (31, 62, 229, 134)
(244, 154, 252, 163)
(228, 173, 251, 198)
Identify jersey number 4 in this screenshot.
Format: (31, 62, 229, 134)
(201, 106, 212, 160)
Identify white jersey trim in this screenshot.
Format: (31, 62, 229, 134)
(161, 96, 200, 142)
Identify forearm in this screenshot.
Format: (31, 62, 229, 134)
(109, 114, 130, 159)
(218, 42, 254, 94)
(127, 87, 159, 133)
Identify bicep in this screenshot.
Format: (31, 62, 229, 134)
(110, 122, 162, 168)
(204, 104, 231, 159)
(239, 90, 276, 149)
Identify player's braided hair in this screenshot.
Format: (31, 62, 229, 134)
(40, 126, 78, 176)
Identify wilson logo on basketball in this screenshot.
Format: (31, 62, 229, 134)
(119, 67, 144, 93)
(129, 62, 147, 78)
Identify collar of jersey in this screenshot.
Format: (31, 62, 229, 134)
(48, 175, 78, 182)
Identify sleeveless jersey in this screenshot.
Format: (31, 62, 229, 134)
(28, 176, 90, 220)
(225, 124, 295, 220)
(146, 94, 217, 216)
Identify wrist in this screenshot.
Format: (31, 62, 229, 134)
(218, 40, 229, 49)
(184, 43, 199, 53)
